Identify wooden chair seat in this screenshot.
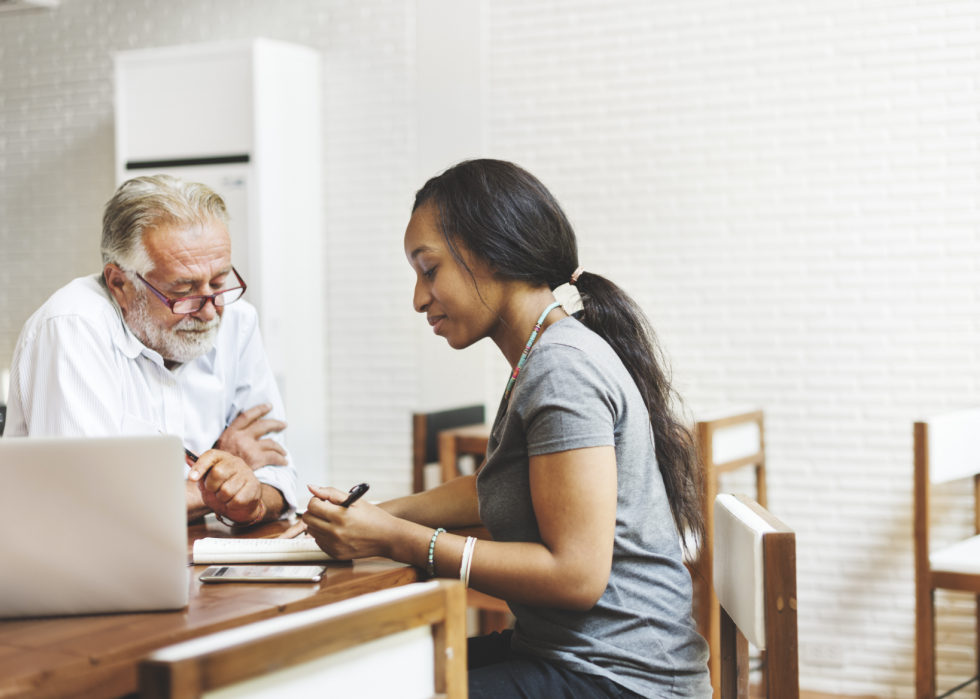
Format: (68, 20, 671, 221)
(929, 534, 980, 575)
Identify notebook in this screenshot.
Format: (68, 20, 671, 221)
(0, 435, 189, 618)
(193, 536, 334, 564)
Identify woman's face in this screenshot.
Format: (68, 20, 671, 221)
(404, 203, 502, 350)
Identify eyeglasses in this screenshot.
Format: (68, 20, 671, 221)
(136, 267, 247, 315)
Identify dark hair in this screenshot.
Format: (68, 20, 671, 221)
(413, 159, 705, 551)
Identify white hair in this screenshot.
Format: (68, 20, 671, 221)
(101, 174, 230, 277)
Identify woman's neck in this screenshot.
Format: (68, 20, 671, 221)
(489, 286, 569, 368)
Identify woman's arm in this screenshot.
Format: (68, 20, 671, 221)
(379, 474, 482, 529)
(304, 445, 617, 611)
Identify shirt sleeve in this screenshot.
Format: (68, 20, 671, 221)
(6, 316, 125, 438)
(515, 342, 619, 457)
(230, 311, 299, 514)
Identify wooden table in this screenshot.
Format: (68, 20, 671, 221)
(0, 518, 423, 699)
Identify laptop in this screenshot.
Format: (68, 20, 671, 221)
(0, 435, 189, 618)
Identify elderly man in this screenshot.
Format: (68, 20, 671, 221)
(5, 175, 297, 524)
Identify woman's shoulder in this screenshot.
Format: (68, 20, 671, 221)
(515, 316, 633, 403)
(533, 316, 622, 368)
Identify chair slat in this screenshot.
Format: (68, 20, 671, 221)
(712, 421, 762, 467)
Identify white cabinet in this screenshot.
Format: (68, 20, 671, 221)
(115, 39, 327, 489)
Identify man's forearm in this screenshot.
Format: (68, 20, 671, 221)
(259, 484, 286, 523)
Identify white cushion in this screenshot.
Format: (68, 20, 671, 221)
(930, 534, 980, 575)
(713, 494, 775, 650)
(924, 406, 980, 484)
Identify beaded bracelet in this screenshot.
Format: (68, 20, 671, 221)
(427, 528, 446, 577)
(215, 500, 266, 528)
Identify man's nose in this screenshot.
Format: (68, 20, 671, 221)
(192, 298, 218, 322)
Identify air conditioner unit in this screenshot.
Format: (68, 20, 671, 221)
(0, 0, 58, 13)
(115, 39, 328, 489)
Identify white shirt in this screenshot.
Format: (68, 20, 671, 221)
(5, 274, 298, 511)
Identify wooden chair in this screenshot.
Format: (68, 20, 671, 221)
(139, 580, 467, 699)
(713, 493, 798, 699)
(412, 408, 511, 635)
(914, 407, 980, 699)
(438, 423, 492, 485)
(412, 405, 485, 493)
(692, 408, 767, 696)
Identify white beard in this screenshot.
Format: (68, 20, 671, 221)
(126, 290, 221, 364)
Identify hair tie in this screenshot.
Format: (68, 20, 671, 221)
(570, 266, 585, 285)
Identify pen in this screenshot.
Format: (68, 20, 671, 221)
(158, 430, 200, 464)
(340, 483, 370, 508)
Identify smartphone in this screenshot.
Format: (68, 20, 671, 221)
(199, 565, 327, 583)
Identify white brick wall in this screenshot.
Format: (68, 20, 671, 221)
(2, 1, 979, 696)
(487, 1, 980, 696)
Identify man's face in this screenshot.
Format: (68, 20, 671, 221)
(115, 219, 234, 363)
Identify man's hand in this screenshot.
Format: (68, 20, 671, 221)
(214, 404, 289, 471)
(188, 450, 264, 524)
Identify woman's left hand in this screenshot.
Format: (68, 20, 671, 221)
(302, 485, 395, 560)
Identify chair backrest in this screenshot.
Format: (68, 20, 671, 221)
(412, 405, 484, 492)
(916, 407, 980, 485)
(713, 493, 798, 699)
(697, 407, 765, 474)
(913, 407, 980, 584)
(139, 580, 467, 699)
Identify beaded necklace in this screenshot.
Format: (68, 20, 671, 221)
(503, 301, 563, 401)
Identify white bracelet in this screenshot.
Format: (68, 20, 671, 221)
(460, 536, 477, 588)
(459, 537, 474, 584)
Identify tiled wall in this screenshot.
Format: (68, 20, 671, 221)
(487, 1, 980, 696)
(2, 1, 979, 696)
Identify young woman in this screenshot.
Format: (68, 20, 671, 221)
(287, 160, 710, 698)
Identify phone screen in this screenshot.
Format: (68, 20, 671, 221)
(199, 565, 327, 583)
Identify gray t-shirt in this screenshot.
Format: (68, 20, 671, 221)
(477, 317, 711, 699)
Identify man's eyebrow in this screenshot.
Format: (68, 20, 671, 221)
(169, 268, 234, 286)
(410, 245, 436, 259)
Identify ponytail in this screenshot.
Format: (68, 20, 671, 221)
(573, 271, 705, 551)
(414, 159, 706, 552)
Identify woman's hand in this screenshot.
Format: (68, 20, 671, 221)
(302, 485, 397, 560)
(278, 520, 308, 539)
